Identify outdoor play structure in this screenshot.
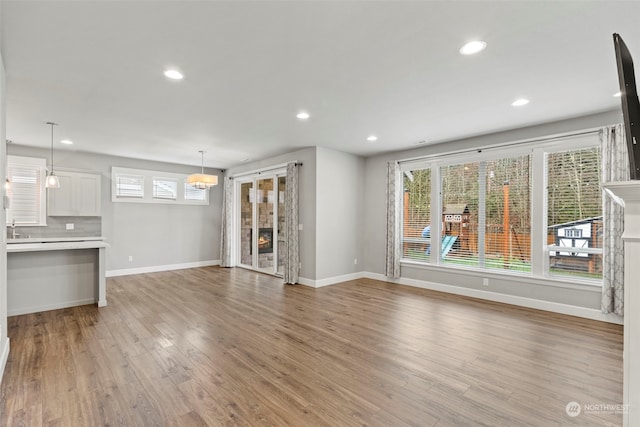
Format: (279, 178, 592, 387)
(402, 190, 602, 274)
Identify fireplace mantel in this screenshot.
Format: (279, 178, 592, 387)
(603, 181, 640, 427)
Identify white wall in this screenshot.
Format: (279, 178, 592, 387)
(362, 110, 623, 318)
(0, 26, 10, 384)
(6, 145, 222, 273)
(315, 146, 364, 281)
(225, 147, 317, 280)
(225, 146, 366, 284)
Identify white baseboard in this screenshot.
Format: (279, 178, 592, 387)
(362, 272, 623, 324)
(7, 298, 97, 317)
(106, 260, 220, 277)
(297, 277, 315, 287)
(0, 337, 10, 386)
(298, 272, 364, 288)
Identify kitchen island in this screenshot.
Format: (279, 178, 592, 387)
(7, 238, 108, 316)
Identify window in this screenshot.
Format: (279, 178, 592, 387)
(153, 178, 178, 200)
(484, 156, 531, 271)
(564, 228, 582, 238)
(6, 156, 47, 226)
(184, 183, 206, 201)
(441, 162, 480, 267)
(115, 174, 144, 199)
(399, 132, 602, 284)
(547, 146, 602, 279)
(402, 169, 432, 261)
(437, 156, 531, 271)
(111, 167, 209, 205)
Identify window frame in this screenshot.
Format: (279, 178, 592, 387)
(112, 167, 210, 205)
(399, 131, 603, 286)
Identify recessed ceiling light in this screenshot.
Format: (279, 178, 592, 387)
(614, 91, 622, 97)
(366, 135, 378, 142)
(511, 98, 530, 107)
(164, 69, 184, 80)
(60, 139, 73, 145)
(459, 40, 487, 55)
(296, 111, 310, 120)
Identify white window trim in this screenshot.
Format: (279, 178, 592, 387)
(6, 155, 47, 226)
(111, 167, 210, 205)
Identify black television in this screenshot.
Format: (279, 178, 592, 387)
(613, 33, 640, 180)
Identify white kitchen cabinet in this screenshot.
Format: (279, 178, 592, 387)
(48, 171, 101, 216)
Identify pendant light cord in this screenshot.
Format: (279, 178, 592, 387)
(46, 121, 58, 173)
(199, 150, 205, 174)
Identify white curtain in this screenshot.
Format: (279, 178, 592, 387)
(385, 161, 401, 279)
(219, 176, 234, 267)
(601, 124, 628, 315)
(284, 162, 300, 284)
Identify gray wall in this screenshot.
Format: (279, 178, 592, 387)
(315, 146, 364, 281)
(225, 147, 317, 280)
(362, 109, 622, 310)
(7, 144, 222, 272)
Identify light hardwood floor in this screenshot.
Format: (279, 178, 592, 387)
(0, 267, 623, 426)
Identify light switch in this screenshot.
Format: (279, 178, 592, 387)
(66, 223, 74, 230)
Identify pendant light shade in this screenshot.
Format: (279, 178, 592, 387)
(187, 151, 218, 189)
(45, 121, 60, 189)
(46, 173, 60, 189)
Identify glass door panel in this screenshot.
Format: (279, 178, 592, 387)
(256, 178, 275, 271)
(277, 176, 286, 275)
(239, 181, 253, 266)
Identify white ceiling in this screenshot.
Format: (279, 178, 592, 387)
(2, 1, 640, 169)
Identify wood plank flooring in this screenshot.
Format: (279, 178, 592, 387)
(0, 267, 623, 426)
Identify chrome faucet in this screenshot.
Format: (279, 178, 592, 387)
(9, 220, 19, 239)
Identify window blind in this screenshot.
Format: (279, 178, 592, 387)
(401, 169, 431, 261)
(484, 155, 531, 271)
(153, 178, 177, 200)
(440, 162, 479, 267)
(547, 146, 602, 279)
(115, 174, 144, 198)
(6, 156, 46, 226)
(184, 182, 206, 201)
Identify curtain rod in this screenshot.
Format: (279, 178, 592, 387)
(398, 127, 602, 166)
(227, 161, 302, 180)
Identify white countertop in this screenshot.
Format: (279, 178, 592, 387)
(7, 238, 109, 253)
(7, 236, 104, 244)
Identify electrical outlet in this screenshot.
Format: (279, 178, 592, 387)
(66, 223, 74, 230)
(129, 255, 133, 262)
(298, 223, 303, 231)
(483, 278, 489, 287)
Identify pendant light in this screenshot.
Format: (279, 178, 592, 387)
(187, 150, 218, 189)
(45, 121, 60, 189)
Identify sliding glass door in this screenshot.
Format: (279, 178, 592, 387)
(236, 171, 286, 276)
(277, 176, 286, 275)
(239, 181, 254, 267)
